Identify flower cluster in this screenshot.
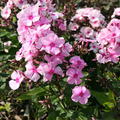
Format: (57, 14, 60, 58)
(69, 8, 105, 48)
(66, 56, 91, 104)
(96, 18, 120, 63)
(66, 56, 86, 85)
(9, 0, 72, 86)
(2, 0, 120, 105)
(1, 0, 28, 19)
(69, 7, 120, 64)
(1, 0, 90, 104)
(71, 8, 105, 28)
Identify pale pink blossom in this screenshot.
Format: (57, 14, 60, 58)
(61, 42, 73, 57)
(95, 18, 120, 63)
(44, 55, 63, 65)
(71, 86, 91, 104)
(57, 19, 67, 31)
(66, 68, 83, 84)
(72, 8, 105, 28)
(70, 56, 86, 70)
(25, 62, 40, 82)
(89, 42, 100, 53)
(17, 5, 40, 26)
(37, 62, 64, 82)
(96, 48, 119, 63)
(68, 22, 79, 31)
(1, 6, 11, 19)
(41, 33, 65, 55)
(97, 28, 111, 46)
(51, 12, 64, 20)
(80, 27, 94, 38)
(12, 0, 28, 9)
(9, 70, 24, 90)
(112, 8, 120, 18)
(4, 41, 12, 46)
(15, 47, 25, 61)
(6, 0, 13, 8)
(74, 33, 85, 42)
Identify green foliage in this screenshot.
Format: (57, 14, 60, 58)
(91, 90, 116, 110)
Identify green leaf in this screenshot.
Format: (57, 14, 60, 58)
(0, 103, 11, 112)
(17, 87, 49, 100)
(8, 33, 17, 40)
(47, 111, 59, 120)
(4, 102, 11, 112)
(0, 83, 6, 89)
(102, 111, 116, 120)
(0, 30, 9, 37)
(0, 73, 9, 77)
(0, 106, 5, 111)
(91, 90, 116, 110)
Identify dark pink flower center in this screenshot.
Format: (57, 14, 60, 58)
(50, 43, 55, 47)
(117, 42, 120, 46)
(5, 11, 8, 14)
(73, 73, 78, 78)
(28, 15, 33, 20)
(79, 91, 84, 97)
(32, 68, 37, 73)
(48, 69, 54, 74)
(102, 53, 105, 56)
(87, 31, 90, 34)
(91, 16, 95, 19)
(92, 45, 96, 48)
(19, 0, 24, 4)
(16, 78, 19, 83)
(93, 21, 98, 24)
(112, 33, 116, 37)
(77, 60, 81, 65)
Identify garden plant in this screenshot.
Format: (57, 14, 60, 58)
(0, 0, 120, 120)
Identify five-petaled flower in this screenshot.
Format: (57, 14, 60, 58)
(9, 70, 24, 90)
(71, 86, 91, 104)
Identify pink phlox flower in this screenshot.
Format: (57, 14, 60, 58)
(68, 22, 79, 31)
(17, 20, 30, 37)
(23, 45, 38, 61)
(6, 0, 13, 8)
(56, 19, 67, 31)
(61, 42, 73, 57)
(107, 19, 120, 31)
(51, 12, 64, 20)
(96, 48, 119, 63)
(15, 47, 24, 61)
(66, 68, 83, 84)
(80, 27, 94, 38)
(89, 42, 100, 53)
(41, 33, 65, 55)
(12, 0, 28, 9)
(25, 61, 40, 82)
(97, 28, 111, 46)
(112, 8, 120, 18)
(9, 70, 24, 90)
(1, 6, 11, 19)
(72, 8, 105, 28)
(70, 56, 87, 70)
(44, 55, 63, 65)
(17, 4, 40, 26)
(37, 62, 64, 82)
(74, 33, 85, 42)
(71, 86, 91, 104)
